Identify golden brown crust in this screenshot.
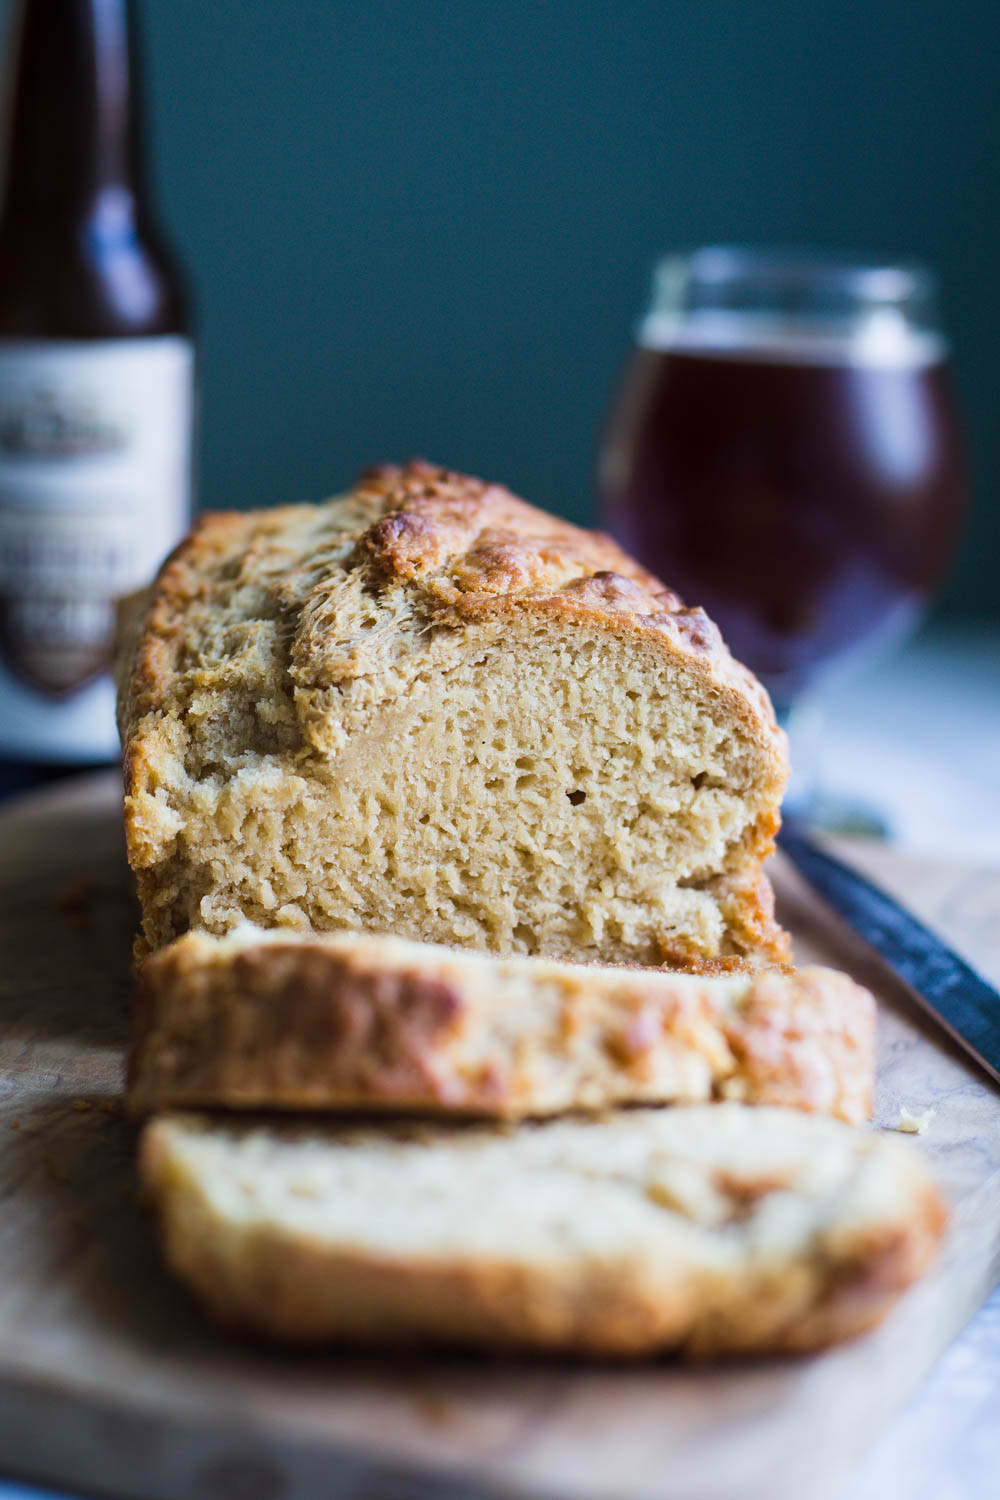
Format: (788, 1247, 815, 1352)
(759, 1174, 948, 1355)
(117, 461, 789, 963)
(127, 931, 874, 1124)
(119, 462, 781, 757)
(140, 1107, 947, 1357)
(716, 967, 874, 1117)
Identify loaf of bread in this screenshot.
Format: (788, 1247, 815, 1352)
(116, 462, 789, 968)
(128, 926, 875, 1123)
(141, 1104, 945, 1356)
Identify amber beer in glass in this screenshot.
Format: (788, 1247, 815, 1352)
(0, 0, 193, 763)
(599, 249, 966, 708)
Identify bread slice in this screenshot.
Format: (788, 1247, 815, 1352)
(116, 461, 789, 969)
(141, 1105, 945, 1356)
(128, 927, 875, 1124)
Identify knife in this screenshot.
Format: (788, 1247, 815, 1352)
(777, 820, 1000, 1086)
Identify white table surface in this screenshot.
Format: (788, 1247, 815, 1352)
(803, 621, 1000, 864)
(825, 623, 1000, 1500)
(2, 622, 998, 1500)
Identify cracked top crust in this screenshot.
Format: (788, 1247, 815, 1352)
(118, 459, 783, 769)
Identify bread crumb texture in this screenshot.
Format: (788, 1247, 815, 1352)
(117, 461, 789, 966)
(141, 1103, 946, 1356)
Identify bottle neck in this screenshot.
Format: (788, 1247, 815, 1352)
(0, 0, 145, 230)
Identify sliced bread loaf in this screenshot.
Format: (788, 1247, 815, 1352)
(128, 927, 875, 1123)
(141, 1104, 945, 1357)
(116, 461, 789, 968)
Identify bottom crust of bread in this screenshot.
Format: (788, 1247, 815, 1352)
(140, 1104, 945, 1358)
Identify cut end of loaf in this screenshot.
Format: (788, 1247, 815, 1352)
(127, 929, 875, 1125)
(118, 462, 789, 967)
(140, 1105, 946, 1357)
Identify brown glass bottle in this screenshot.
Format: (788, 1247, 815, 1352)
(0, 0, 194, 767)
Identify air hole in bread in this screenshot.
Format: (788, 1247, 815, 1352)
(512, 921, 537, 951)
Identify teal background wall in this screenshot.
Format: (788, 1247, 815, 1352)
(6, 0, 1000, 617)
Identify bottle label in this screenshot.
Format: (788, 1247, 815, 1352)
(0, 337, 193, 757)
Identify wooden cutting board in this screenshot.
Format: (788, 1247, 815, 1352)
(2, 772, 999, 1500)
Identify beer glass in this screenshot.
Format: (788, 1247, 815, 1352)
(599, 248, 967, 827)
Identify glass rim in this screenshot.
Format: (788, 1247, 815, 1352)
(651, 245, 938, 307)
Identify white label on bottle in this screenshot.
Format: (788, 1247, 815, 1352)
(0, 337, 194, 760)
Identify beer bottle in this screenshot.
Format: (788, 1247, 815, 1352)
(0, 0, 194, 766)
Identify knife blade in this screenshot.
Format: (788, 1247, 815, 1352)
(778, 820, 1000, 1086)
